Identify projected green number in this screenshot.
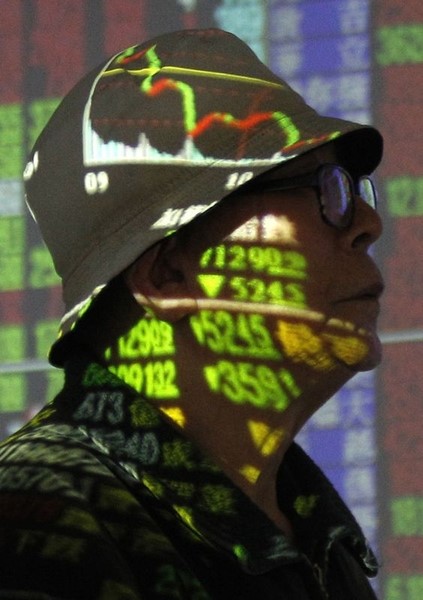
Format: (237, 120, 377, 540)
(200, 244, 306, 278)
(110, 360, 179, 399)
(229, 276, 305, 306)
(204, 360, 298, 410)
(117, 318, 175, 359)
(190, 311, 281, 359)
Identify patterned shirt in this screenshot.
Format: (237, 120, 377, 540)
(0, 352, 378, 599)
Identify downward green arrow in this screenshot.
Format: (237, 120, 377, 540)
(197, 274, 225, 298)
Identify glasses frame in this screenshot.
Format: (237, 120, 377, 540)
(236, 163, 377, 230)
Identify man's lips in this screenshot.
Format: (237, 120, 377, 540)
(337, 282, 385, 303)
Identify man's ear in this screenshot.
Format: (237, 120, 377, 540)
(124, 238, 198, 322)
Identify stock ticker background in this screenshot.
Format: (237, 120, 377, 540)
(0, 1, 422, 598)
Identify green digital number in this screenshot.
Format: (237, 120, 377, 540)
(200, 245, 227, 269)
(266, 249, 307, 279)
(204, 360, 296, 410)
(229, 276, 305, 307)
(117, 318, 175, 359)
(228, 245, 247, 270)
(247, 245, 271, 273)
(199, 244, 307, 279)
(144, 361, 179, 399)
(190, 310, 281, 359)
(111, 360, 179, 399)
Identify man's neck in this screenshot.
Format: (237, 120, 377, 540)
(76, 281, 351, 538)
(148, 351, 348, 538)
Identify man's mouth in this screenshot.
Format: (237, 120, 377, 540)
(339, 282, 384, 303)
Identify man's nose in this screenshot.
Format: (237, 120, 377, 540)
(342, 195, 383, 250)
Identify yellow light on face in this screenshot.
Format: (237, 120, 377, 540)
(160, 406, 186, 428)
(276, 319, 370, 371)
(239, 464, 261, 484)
(322, 332, 369, 366)
(248, 420, 285, 456)
(275, 321, 335, 371)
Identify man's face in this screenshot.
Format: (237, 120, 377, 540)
(178, 145, 384, 379)
(116, 144, 383, 428)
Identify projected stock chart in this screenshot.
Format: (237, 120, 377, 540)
(0, 1, 422, 598)
(83, 43, 295, 168)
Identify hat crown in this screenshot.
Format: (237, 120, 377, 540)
(24, 28, 382, 332)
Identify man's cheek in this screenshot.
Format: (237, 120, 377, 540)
(274, 319, 371, 371)
(195, 241, 309, 309)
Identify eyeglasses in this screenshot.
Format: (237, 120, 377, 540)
(237, 163, 378, 230)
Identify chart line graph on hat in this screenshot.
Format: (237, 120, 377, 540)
(82, 44, 339, 168)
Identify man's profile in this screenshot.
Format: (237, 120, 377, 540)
(0, 29, 383, 599)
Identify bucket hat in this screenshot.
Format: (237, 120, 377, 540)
(24, 28, 383, 340)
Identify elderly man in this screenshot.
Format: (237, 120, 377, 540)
(0, 29, 383, 599)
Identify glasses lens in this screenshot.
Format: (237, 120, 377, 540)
(358, 177, 377, 209)
(319, 166, 353, 229)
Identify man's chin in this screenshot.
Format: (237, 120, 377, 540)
(321, 319, 383, 373)
(341, 335, 383, 372)
(274, 316, 382, 375)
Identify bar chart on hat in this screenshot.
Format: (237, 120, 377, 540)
(0, 1, 422, 598)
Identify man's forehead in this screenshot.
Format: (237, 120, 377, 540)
(176, 144, 338, 249)
(264, 144, 337, 180)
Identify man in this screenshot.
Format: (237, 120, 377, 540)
(0, 29, 383, 598)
